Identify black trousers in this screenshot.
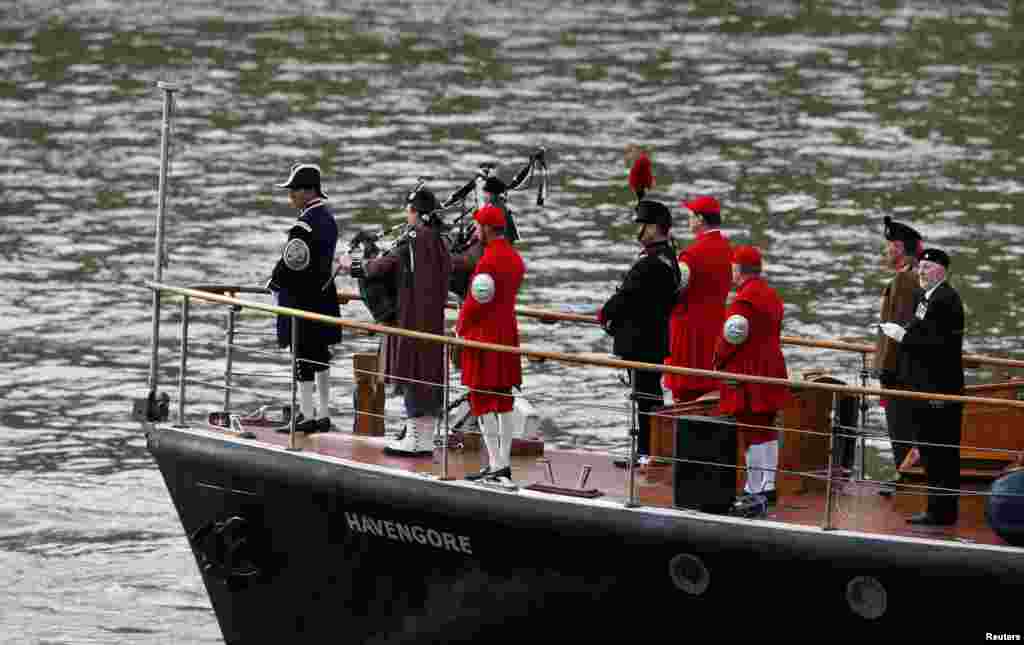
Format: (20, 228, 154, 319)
(294, 319, 333, 382)
(880, 374, 916, 474)
(910, 401, 963, 521)
(631, 368, 663, 457)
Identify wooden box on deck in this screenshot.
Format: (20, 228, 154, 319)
(900, 377, 1024, 480)
(461, 433, 545, 456)
(651, 373, 848, 498)
(353, 352, 385, 436)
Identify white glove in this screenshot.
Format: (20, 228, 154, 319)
(879, 322, 906, 343)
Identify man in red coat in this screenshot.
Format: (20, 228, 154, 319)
(456, 204, 526, 485)
(713, 245, 790, 503)
(664, 195, 732, 403)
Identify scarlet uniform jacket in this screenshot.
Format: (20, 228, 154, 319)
(714, 276, 790, 418)
(456, 238, 525, 389)
(600, 240, 680, 363)
(665, 230, 732, 395)
(269, 198, 342, 349)
(895, 282, 965, 395)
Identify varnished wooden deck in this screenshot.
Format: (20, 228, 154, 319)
(211, 420, 1010, 548)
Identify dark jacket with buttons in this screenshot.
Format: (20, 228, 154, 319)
(600, 240, 680, 363)
(269, 198, 342, 349)
(895, 281, 965, 395)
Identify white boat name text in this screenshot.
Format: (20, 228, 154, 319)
(345, 512, 473, 555)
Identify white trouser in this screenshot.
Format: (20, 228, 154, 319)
(744, 440, 778, 495)
(479, 413, 500, 470)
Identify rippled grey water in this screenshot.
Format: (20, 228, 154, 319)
(2, 1, 1024, 642)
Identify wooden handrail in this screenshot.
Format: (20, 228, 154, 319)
(153, 282, 1024, 409)
(335, 289, 1024, 371)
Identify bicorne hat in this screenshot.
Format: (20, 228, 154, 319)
(633, 199, 672, 228)
(276, 163, 327, 198)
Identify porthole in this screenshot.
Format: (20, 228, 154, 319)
(668, 553, 710, 596)
(846, 576, 887, 620)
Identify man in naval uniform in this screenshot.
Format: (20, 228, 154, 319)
(713, 245, 790, 505)
(664, 195, 732, 405)
(599, 200, 681, 469)
(456, 204, 526, 485)
(874, 216, 923, 496)
(266, 163, 341, 433)
(339, 188, 452, 456)
(880, 248, 965, 526)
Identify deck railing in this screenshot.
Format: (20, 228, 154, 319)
(146, 280, 1024, 533)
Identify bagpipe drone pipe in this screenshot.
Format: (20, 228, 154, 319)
(440, 147, 548, 298)
(341, 148, 549, 320)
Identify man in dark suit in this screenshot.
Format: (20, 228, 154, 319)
(879, 248, 965, 525)
(599, 200, 681, 468)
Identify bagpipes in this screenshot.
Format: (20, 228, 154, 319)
(439, 147, 548, 297)
(340, 148, 549, 320)
(440, 146, 548, 255)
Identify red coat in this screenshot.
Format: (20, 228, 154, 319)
(664, 230, 732, 396)
(714, 276, 790, 426)
(456, 238, 525, 390)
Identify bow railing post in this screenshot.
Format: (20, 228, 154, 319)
(176, 296, 190, 427)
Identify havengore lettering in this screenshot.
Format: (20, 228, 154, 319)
(344, 512, 473, 555)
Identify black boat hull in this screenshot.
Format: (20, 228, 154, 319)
(149, 426, 1024, 643)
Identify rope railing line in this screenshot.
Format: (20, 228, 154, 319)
(334, 288, 1024, 371)
(647, 454, 1024, 499)
(150, 282, 1024, 411)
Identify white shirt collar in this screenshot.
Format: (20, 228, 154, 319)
(924, 279, 945, 300)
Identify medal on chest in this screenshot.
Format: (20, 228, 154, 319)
(915, 300, 927, 320)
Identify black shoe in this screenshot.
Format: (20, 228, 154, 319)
(294, 416, 323, 434)
(488, 466, 511, 480)
(761, 490, 777, 505)
(465, 466, 492, 481)
(275, 413, 305, 434)
(614, 457, 645, 469)
(907, 512, 956, 526)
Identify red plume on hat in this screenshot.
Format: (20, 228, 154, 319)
(628, 154, 654, 195)
(625, 144, 654, 199)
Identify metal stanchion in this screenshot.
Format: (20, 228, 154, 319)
(858, 351, 870, 480)
(440, 342, 451, 480)
(222, 304, 237, 415)
(626, 369, 639, 508)
(176, 296, 190, 427)
(287, 318, 300, 451)
(822, 392, 839, 530)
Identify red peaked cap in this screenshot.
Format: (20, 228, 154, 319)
(628, 154, 654, 193)
(473, 204, 506, 228)
(731, 245, 762, 267)
(682, 195, 721, 216)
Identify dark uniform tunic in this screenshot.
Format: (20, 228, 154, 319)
(895, 280, 965, 522)
(600, 239, 680, 456)
(268, 197, 342, 381)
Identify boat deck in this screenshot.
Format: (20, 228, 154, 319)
(215, 421, 1008, 548)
